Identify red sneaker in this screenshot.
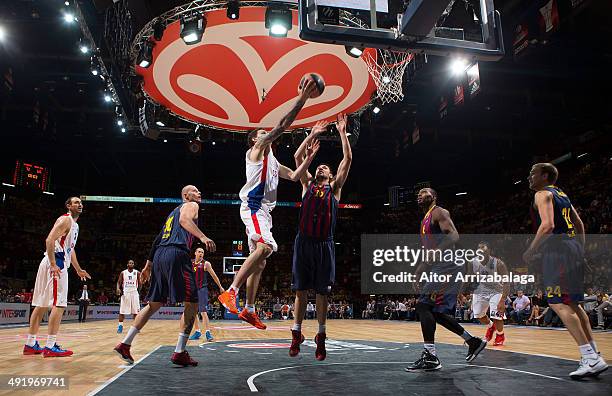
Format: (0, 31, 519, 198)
(289, 330, 305, 357)
(218, 290, 238, 314)
(484, 325, 495, 342)
(23, 342, 44, 355)
(114, 342, 134, 364)
(42, 344, 73, 358)
(493, 333, 505, 346)
(171, 351, 198, 367)
(239, 309, 267, 330)
(314, 333, 326, 361)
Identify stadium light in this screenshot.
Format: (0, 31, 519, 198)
(514, 180, 522, 185)
(163, 139, 168, 143)
(137, 41, 154, 68)
(180, 14, 206, 45)
(450, 58, 469, 75)
(79, 44, 89, 54)
(104, 93, 112, 103)
(227, 1, 240, 20)
(577, 153, 588, 159)
(456, 192, 468, 196)
(117, 119, 123, 126)
(63, 13, 76, 23)
(265, 5, 292, 37)
(0, 26, 5, 42)
(345, 46, 363, 58)
(382, 75, 391, 84)
(153, 19, 166, 41)
(121, 127, 126, 133)
(373, 106, 381, 114)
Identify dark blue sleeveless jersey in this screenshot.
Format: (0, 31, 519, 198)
(535, 186, 576, 238)
(420, 205, 443, 249)
(159, 204, 196, 249)
(298, 182, 338, 240)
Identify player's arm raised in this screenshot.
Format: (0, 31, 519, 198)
(70, 250, 91, 281)
(294, 121, 328, 184)
(45, 216, 72, 278)
(251, 79, 317, 160)
(331, 113, 352, 200)
(279, 140, 320, 182)
(523, 190, 554, 262)
(433, 208, 460, 251)
(179, 201, 216, 252)
(205, 261, 225, 293)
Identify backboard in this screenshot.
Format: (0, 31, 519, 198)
(223, 257, 247, 275)
(298, 0, 505, 61)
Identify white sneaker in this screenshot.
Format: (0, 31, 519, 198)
(569, 356, 608, 380)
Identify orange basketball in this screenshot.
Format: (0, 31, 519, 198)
(298, 73, 325, 98)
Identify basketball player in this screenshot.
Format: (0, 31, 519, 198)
(186, 247, 225, 342)
(288, 114, 352, 361)
(114, 185, 215, 366)
(470, 242, 509, 346)
(23, 197, 91, 357)
(116, 260, 141, 334)
(406, 188, 486, 372)
(218, 79, 320, 329)
(524, 163, 607, 379)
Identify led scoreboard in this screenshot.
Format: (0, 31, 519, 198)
(13, 160, 50, 191)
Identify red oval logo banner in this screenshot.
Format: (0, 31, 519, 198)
(137, 7, 376, 131)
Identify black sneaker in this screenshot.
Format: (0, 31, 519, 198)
(405, 349, 442, 372)
(466, 337, 487, 362)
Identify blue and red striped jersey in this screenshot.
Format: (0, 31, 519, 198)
(298, 182, 338, 240)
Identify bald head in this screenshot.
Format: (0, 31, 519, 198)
(181, 185, 202, 203)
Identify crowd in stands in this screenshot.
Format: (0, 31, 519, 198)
(0, 153, 610, 328)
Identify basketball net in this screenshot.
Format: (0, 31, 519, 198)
(363, 49, 414, 104)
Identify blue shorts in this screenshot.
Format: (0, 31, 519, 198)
(291, 234, 335, 295)
(197, 287, 208, 312)
(541, 238, 584, 305)
(147, 245, 198, 304)
(417, 262, 460, 314)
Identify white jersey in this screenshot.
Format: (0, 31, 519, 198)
(122, 269, 139, 294)
(472, 257, 504, 295)
(239, 148, 280, 212)
(46, 214, 79, 270)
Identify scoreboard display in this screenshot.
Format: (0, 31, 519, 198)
(13, 160, 50, 191)
(232, 240, 244, 257)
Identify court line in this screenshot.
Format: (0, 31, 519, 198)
(247, 361, 568, 392)
(87, 345, 162, 396)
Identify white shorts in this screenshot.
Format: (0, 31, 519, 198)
(240, 205, 278, 255)
(32, 256, 69, 308)
(472, 293, 506, 320)
(120, 292, 141, 315)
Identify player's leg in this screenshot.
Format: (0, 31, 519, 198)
(489, 294, 506, 345)
(42, 267, 73, 357)
(315, 293, 328, 361)
(118, 313, 125, 334)
(202, 312, 214, 341)
(236, 255, 268, 329)
(25, 258, 52, 354)
(473, 294, 495, 342)
(570, 303, 598, 353)
(289, 234, 311, 357)
(406, 300, 440, 371)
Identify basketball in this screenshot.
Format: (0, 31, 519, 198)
(299, 73, 325, 98)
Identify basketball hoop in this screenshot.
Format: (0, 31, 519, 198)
(363, 49, 413, 105)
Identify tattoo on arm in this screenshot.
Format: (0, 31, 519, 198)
(257, 97, 307, 147)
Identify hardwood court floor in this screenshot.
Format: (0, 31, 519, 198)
(1, 319, 610, 396)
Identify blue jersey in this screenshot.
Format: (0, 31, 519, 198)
(159, 204, 196, 249)
(420, 205, 443, 249)
(298, 182, 337, 240)
(535, 186, 576, 238)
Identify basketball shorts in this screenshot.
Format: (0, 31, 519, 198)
(472, 293, 506, 320)
(417, 262, 460, 315)
(197, 287, 209, 312)
(240, 205, 277, 255)
(147, 245, 198, 304)
(541, 238, 584, 305)
(291, 233, 335, 295)
(32, 255, 69, 308)
(120, 291, 141, 315)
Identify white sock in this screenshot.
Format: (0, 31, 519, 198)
(579, 344, 598, 360)
(589, 340, 598, 354)
(487, 320, 494, 328)
(318, 324, 326, 334)
(195, 327, 201, 333)
(26, 334, 36, 347)
(229, 285, 239, 294)
(246, 304, 255, 313)
(461, 330, 472, 341)
(118, 321, 123, 326)
(45, 335, 57, 348)
(292, 323, 302, 332)
(175, 333, 188, 353)
(424, 343, 436, 356)
(122, 326, 139, 345)
(497, 330, 504, 335)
